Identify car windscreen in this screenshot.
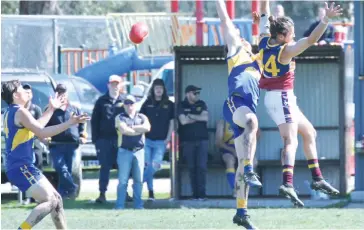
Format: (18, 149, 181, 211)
(1, 81, 54, 113)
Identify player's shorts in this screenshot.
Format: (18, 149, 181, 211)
(264, 90, 300, 125)
(6, 164, 43, 193)
(223, 94, 257, 138)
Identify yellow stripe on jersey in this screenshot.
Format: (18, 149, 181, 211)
(115, 116, 123, 147)
(11, 129, 34, 151)
(227, 47, 260, 75)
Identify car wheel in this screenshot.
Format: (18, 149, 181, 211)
(72, 148, 82, 197)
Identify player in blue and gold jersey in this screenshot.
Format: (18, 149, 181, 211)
(215, 119, 237, 194)
(2, 80, 89, 230)
(253, 0, 341, 207)
(216, 0, 262, 228)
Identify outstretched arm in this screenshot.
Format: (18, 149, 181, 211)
(216, 0, 241, 53)
(281, 2, 342, 62)
(253, 0, 271, 38)
(16, 108, 88, 139)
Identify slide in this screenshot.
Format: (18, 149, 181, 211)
(75, 46, 173, 93)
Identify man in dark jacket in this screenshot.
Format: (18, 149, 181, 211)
(46, 83, 87, 199)
(91, 75, 126, 203)
(303, 7, 334, 45)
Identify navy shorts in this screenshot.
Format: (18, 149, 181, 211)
(6, 164, 43, 193)
(223, 94, 257, 138)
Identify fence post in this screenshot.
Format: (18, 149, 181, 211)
(53, 19, 58, 74)
(57, 45, 62, 74)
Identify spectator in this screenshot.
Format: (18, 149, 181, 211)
(303, 7, 334, 45)
(215, 119, 236, 196)
(91, 75, 126, 203)
(23, 84, 42, 120)
(140, 79, 174, 201)
(115, 95, 151, 209)
(178, 85, 209, 200)
(274, 4, 285, 17)
(46, 84, 87, 199)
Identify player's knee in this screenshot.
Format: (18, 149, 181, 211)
(282, 135, 298, 149)
(302, 126, 317, 141)
(245, 115, 258, 132)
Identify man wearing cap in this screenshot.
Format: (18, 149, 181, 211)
(115, 95, 151, 209)
(92, 75, 126, 203)
(178, 85, 209, 200)
(23, 83, 42, 121)
(46, 83, 87, 198)
(140, 79, 174, 201)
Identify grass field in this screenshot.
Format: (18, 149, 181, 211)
(2, 194, 364, 229)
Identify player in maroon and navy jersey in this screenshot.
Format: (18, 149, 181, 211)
(253, 0, 342, 207)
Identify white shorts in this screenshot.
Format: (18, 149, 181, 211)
(264, 90, 300, 126)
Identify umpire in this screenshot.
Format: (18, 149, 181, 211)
(178, 85, 209, 200)
(91, 75, 125, 203)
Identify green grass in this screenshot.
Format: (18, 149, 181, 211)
(2, 206, 363, 229)
(2, 192, 364, 229)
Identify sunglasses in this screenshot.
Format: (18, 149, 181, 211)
(193, 91, 200, 96)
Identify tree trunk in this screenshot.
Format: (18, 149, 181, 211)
(17, 0, 61, 71)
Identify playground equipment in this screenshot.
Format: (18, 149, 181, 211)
(74, 46, 173, 93)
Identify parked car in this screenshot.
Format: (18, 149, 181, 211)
(1, 69, 101, 196)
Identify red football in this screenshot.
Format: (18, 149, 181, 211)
(129, 22, 149, 44)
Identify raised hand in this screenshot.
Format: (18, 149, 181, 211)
(252, 11, 260, 25)
(324, 2, 343, 19)
(49, 92, 66, 110)
(69, 112, 90, 125)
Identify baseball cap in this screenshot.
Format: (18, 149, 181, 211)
(109, 75, 121, 83)
(22, 83, 32, 90)
(124, 94, 136, 104)
(55, 83, 67, 94)
(185, 85, 201, 93)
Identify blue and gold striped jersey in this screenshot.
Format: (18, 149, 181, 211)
(222, 122, 235, 145)
(3, 104, 34, 171)
(227, 46, 261, 97)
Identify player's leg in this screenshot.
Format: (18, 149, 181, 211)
(264, 91, 303, 207)
(233, 157, 257, 229)
(297, 110, 339, 195)
(223, 99, 258, 229)
(15, 165, 66, 229)
(232, 104, 261, 187)
(36, 176, 67, 228)
(222, 153, 236, 191)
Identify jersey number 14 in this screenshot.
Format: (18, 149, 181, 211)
(265, 55, 280, 77)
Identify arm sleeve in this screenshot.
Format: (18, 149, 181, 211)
(91, 99, 101, 143)
(76, 107, 86, 138)
(169, 101, 175, 120)
(34, 105, 42, 120)
(177, 103, 184, 116)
